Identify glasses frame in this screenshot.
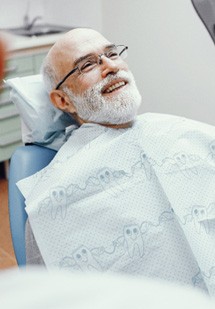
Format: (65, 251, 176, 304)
(55, 45, 128, 90)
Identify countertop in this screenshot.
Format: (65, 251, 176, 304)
(1, 31, 65, 53)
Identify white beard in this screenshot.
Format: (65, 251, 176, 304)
(64, 70, 142, 125)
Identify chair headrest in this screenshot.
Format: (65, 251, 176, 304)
(7, 74, 77, 150)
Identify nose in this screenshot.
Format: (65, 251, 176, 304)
(99, 55, 119, 78)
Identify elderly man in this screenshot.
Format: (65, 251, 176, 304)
(42, 28, 141, 128)
(20, 28, 215, 296)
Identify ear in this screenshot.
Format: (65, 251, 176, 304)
(50, 90, 77, 114)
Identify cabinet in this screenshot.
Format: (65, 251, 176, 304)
(0, 48, 50, 162)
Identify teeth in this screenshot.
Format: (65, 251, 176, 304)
(106, 81, 125, 93)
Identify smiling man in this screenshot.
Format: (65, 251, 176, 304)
(21, 28, 215, 297)
(42, 28, 141, 128)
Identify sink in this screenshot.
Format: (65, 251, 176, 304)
(6, 24, 73, 37)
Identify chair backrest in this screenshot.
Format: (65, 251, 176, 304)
(8, 145, 57, 266)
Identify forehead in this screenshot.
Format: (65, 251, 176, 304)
(52, 29, 111, 76)
(64, 30, 111, 62)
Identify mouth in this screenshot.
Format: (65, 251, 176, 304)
(102, 80, 128, 95)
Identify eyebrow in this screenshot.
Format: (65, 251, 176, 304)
(73, 44, 116, 67)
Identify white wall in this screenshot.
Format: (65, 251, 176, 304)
(43, 0, 102, 32)
(0, 0, 102, 32)
(102, 0, 215, 125)
(0, 0, 45, 28)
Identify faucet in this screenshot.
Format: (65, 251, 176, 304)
(23, 0, 42, 30)
(24, 15, 42, 30)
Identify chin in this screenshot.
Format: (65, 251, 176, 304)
(93, 93, 142, 125)
(70, 76, 142, 125)
(106, 110, 137, 125)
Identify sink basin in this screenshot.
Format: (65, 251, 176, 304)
(6, 24, 73, 37)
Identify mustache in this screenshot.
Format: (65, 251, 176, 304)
(87, 70, 133, 94)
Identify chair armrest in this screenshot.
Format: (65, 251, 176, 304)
(8, 145, 57, 266)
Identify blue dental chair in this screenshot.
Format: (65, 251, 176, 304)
(6, 74, 74, 266)
(8, 144, 57, 266)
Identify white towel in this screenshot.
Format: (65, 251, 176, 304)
(17, 113, 215, 296)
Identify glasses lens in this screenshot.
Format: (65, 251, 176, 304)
(79, 56, 98, 73)
(79, 45, 128, 74)
(106, 46, 128, 60)
(117, 45, 128, 59)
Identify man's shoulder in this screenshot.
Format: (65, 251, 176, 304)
(136, 112, 186, 131)
(137, 112, 214, 129)
(137, 112, 186, 123)
(136, 112, 215, 138)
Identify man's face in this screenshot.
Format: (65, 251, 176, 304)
(64, 69, 141, 125)
(53, 29, 141, 125)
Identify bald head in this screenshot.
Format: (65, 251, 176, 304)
(49, 28, 105, 59)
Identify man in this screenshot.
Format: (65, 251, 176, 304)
(42, 28, 141, 128)
(20, 28, 215, 296)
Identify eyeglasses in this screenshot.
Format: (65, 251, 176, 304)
(55, 44, 128, 90)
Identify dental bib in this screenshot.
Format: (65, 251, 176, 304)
(17, 113, 215, 296)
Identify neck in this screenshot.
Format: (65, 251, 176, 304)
(72, 113, 134, 129)
(99, 121, 134, 129)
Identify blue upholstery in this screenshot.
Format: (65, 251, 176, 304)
(8, 145, 57, 266)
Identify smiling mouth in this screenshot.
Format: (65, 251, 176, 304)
(102, 81, 127, 94)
